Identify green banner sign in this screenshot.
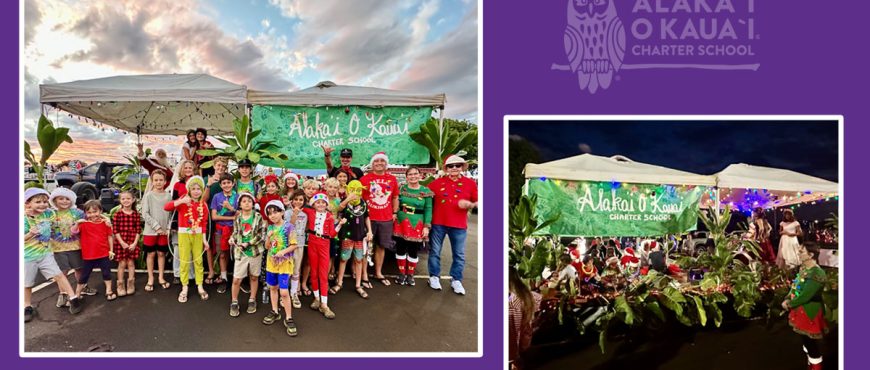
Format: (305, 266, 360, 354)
(525, 179, 705, 237)
(251, 105, 432, 169)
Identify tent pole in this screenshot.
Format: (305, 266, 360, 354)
(716, 187, 721, 215)
(438, 107, 445, 172)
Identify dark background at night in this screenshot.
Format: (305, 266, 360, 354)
(508, 120, 839, 225)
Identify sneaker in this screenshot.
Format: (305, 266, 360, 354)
(24, 306, 35, 323)
(68, 296, 83, 314)
(229, 301, 240, 317)
(172, 277, 181, 285)
(291, 294, 302, 309)
(81, 286, 98, 296)
(428, 276, 442, 291)
(246, 300, 257, 314)
(310, 299, 321, 311)
(262, 310, 281, 325)
(394, 274, 406, 286)
(216, 283, 227, 294)
(451, 279, 466, 295)
(56, 294, 69, 308)
(406, 275, 416, 287)
(284, 318, 298, 337)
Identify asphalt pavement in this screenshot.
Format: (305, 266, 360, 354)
(24, 215, 478, 353)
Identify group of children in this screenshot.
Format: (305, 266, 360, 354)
(24, 158, 382, 338)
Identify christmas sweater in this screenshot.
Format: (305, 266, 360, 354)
(394, 184, 433, 242)
(428, 175, 478, 229)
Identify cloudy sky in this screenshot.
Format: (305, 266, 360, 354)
(24, 0, 478, 164)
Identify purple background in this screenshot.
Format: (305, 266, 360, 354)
(484, 0, 864, 368)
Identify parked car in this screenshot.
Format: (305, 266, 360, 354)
(54, 162, 147, 210)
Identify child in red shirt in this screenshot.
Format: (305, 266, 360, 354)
(76, 200, 117, 301)
(165, 176, 210, 303)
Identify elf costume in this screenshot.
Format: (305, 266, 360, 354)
(304, 192, 339, 315)
(786, 264, 828, 369)
(393, 183, 433, 283)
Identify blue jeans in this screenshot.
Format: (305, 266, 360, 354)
(428, 225, 467, 281)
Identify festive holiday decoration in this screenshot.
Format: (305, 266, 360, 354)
(252, 105, 431, 169)
(525, 179, 705, 236)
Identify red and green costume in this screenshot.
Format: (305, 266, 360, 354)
(787, 265, 828, 339)
(393, 184, 433, 242)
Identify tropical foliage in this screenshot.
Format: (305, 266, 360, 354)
(195, 116, 288, 168)
(410, 117, 477, 171)
(111, 151, 149, 194)
(509, 201, 839, 354)
(24, 115, 74, 188)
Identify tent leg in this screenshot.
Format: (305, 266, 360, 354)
(437, 107, 445, 171)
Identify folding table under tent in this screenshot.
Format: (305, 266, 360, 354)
(704, 163, 839, 212)
(39, 73, 248, 135)
(523, 154, 716, 237)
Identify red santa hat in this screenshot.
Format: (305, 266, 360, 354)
(370, 151, 389, 166)
(282, 171, 299, 182)
(620, 247, 640, 269)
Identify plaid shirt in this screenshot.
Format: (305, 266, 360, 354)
(112, 210, 142, 245)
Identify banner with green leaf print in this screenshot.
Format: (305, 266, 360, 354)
(251, 105, 432, 169)
(524, 178, 706, 237)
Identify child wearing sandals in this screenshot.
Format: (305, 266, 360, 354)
(261, 200, 299, 336)
(76, 200, 117, 301)
(229, 192, 265, 317)
(284, 190, 308, 308)
(333, 180, 372, 299)
(112, 191, 142, 297)
(165, 176, 211, 303)
(141, 169, 172, 292)
(48, 188, 95, 309)
(24, 188, 82, 322)
(304, 192, 342, 319)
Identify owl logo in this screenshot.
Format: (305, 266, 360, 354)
(564, 0, 626, 93)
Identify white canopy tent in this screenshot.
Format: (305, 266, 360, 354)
(39, 74, 248, 135)
(523, 154, 716, 186)
(705, 163, 839, 210)
(247, 81, 446, 107)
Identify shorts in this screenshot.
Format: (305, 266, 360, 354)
(233, 254, 262, 279)
(143, 235, 169, 254)
(25, 254, 63, 288)
(212, 224, 233, 252)
(265, 271, 290, 289)
(330, 238, 340, 258)
(340, 239, 364, 261)
(370, 220, 395, 251)
(54, 250, 84, 271)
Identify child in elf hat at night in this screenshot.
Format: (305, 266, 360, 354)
(165, 176, 211, 303)
(48, 187, 95, 308)
(333, 180, 372, 297)
(304, 192, 342, 319)
(261, 200, 299, 336)
(228, 192, 266, 317)
(284, 190, 308, 308)
(24, 188, 82, 322)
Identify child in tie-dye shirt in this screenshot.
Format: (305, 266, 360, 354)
(49, 188, 96, 308)
(261, 200, 299, 337)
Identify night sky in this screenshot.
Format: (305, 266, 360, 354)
(509, 120, 839, 182)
